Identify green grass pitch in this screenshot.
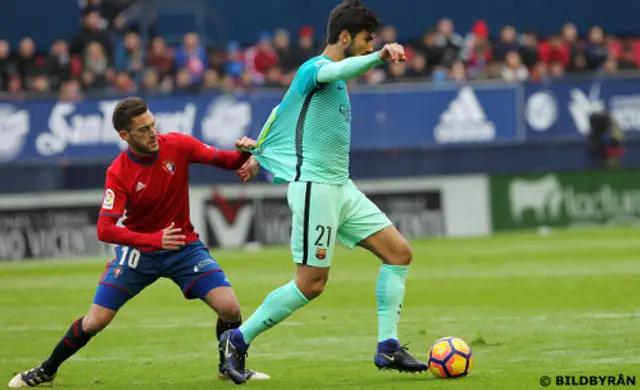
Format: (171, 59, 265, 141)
(1, 228, 639, 389)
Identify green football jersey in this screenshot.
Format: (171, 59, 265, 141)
(252, 56, 352, 184)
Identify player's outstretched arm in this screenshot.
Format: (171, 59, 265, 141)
(316, 43, 406, 83)
(179, 132, 253, 171)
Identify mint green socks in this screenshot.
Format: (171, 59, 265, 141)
(376, 264, 409, 342)
(238, 280, 310, 344)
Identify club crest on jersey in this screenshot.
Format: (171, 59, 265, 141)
(113, 266, 123, 278)
(315, 248, 327, 260)
(163, 160, 176, 174)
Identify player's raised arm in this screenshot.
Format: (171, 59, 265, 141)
(175, 132, 253, 171)
(316, 44, 405, 84)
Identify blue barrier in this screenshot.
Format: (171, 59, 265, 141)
(524, 78, 640, 140)
(1, 78, 639, 166)
(0, 83, 521, 163)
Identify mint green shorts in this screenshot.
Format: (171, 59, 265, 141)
(288, 180, 392, 268)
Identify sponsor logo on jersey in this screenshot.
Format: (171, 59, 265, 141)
(102, 189, 115, 209)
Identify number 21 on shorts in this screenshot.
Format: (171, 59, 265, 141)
(118, 246, 140, 269)
(313, 225, 333, 261)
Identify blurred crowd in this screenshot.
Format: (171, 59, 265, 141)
(1, 1, 640, 101)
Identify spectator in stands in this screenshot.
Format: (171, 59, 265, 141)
(29, 74, 51, 97)
(586, 26, 609, 69)
(201, 68, 221, 92)
(377, 25, 398, 48)
(289, 26, 318, 69)
(113, 70, 136, 93)
(58, 79, 83, 102)
(70, 11, 113, 56)
(518, 30, 539, 68)
(600, 56, 619, 75)
(405, 52, 429, 79)
(6, 74, 25, 99)
(263, 66, 284, 88)
(115, 31, 144, 82)
(501, 50, 529, 82)
(244, 32, 279, 84)
(549, 61, 565, 78)
(45, 40, 73, 90)
(139, 68, 160, 94)
(449, 60, 467, 83)
(385, 62, 408, 83)
(0, 40, 15, 91)
(273, 28, 296, 75)
(16, 38, 40, 87)
(619, 44, 640, 70)
(174, 32, 206, 85)
(174, 68, 199, 94)
(463, 20, 492, 78)
(418, 29, 443, 72)
(223, 41, 245, 80)
(146, 36, 174, 79)
(562, 23, 582, 64)
(493, 25, 518, 61)
(81, 68, 100, 93)
(83, 41, 112, 88)
(539, 34, 570, 69)
(436, 18, 464, 63)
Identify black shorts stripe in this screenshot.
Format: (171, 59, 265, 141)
(301, 182, 312, 265)
(295, 88, 319, 181)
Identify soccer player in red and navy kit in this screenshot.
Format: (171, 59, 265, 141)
(8, 97, 269, 388)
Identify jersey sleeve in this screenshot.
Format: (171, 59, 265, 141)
(100, 169, 128, 218)
(173, 132, 251, 170)
(295, 57, 332, 95)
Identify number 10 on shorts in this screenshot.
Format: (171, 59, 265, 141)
(119, 247, 141, 269)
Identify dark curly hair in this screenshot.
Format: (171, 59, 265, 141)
(326, 0, 381, 44)
(112, 97, 148, 132)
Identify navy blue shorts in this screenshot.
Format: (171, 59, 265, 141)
(93, 240, 231, 311)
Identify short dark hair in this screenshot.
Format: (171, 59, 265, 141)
(112, 97, 148, 132)
(326, 0, 381, 44)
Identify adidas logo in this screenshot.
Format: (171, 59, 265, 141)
(434, 86, 496, 143)
(136, 182, 146, 191)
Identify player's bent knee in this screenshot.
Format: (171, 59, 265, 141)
(385, 240, 413, 266)
(217, 302, 242, 321)
(296, 264, 330, 300)
(399, 241, 413, 265)
(83, 304, 117, 334)
(295, 275, 328, 300)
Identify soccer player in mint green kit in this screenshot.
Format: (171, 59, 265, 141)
(220, 0, 427, 383)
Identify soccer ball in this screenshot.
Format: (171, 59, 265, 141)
(427, 336, 473, 378)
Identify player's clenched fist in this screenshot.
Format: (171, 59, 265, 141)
(236, 136, 257, 152)
(161, 222, 186, 250)
(379, 43, 406, 63)
(236, 156, 260, 184)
